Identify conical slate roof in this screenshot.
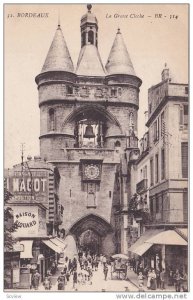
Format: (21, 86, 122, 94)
(41, 25, 74, 73)
(105, 29, 136, 76)
(76, 44, 106, 76)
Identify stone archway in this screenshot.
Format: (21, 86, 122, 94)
(69, 214, 115, 256)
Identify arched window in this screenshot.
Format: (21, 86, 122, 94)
(129, 112, 134, 127)
(88, 30, 94, 45)
(81, 31, 86, 47)
(115, 141, 121, 148)
(49, 108, 55, 131)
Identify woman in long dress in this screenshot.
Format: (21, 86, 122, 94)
(151, 269, 157, 290)
(147, 269, 152, 289)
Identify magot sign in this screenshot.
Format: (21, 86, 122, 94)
(6, 170, 48, 201)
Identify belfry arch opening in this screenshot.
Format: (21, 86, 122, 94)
(62, 104, 122, 148)
(69, 214, 114, 255)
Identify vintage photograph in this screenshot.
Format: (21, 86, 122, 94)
(4, 3, 188, 293)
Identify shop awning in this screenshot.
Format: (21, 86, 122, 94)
(146, 230, 187, 246)
(50, 237, 67, 250)
(175, 228, 188, 242)
(128, 229, 188, 257)
(133, 242, 153, 256)
(42, 240, 62, 254)
(20, 240, 33, 258)
(128, 229, 163, 255)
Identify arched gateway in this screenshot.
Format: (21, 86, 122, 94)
(69, 214, 114, 256)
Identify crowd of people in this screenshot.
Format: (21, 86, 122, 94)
(31, 253, 188, 292)
(42, 252, 110, 291)
(129, 258, 188, 292)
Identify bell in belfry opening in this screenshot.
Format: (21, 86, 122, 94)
(84, 124, 95, 139)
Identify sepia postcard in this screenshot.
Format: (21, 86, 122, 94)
(3, 3, 189, 299)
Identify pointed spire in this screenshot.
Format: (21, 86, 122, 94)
(76, 45, 106, 76)
(41, 25, 74, 73)
(105, 30, 136, 76)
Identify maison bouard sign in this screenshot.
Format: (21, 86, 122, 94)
(13, 205, 46, 237)
(6, 169, 49, 203)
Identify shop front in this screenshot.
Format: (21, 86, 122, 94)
(128, 228, 188, 273)
(7, 202, 48, 289)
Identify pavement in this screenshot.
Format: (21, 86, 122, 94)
(5, 264, 176, 292)
(126, 268, 176, 292)
(28, 263, 138, 292)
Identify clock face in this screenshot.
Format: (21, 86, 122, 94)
(84, 164, 100, 180)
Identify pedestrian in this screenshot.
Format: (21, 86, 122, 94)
(63, 263, 67, 274)
(182, 271, 188, 292)
(66, 270, 70, 282)
(160, 269, 166, 290)
(137, 263, 144, 275)
(138, 283, 145, 292)
(174, 269, 183, 292)
(57, 271, 65, 290)
(43, 276, 51, 290)
(103, 263, 108, 281)
(133, 258, 136, 273)
(151, 269, 157, 290)
(138, 271, 144, 287)
(73, 268, 78, 290)
(102, 255, 107, 267)
(156, 268, 161, 289)
(168, 268, 174, 286)
(147, 269, 152, 289)
(32, 269, 41, 290)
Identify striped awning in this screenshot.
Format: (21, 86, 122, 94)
(42, 240, 62, 254)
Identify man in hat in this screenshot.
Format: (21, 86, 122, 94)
(57, 271, 66, 290)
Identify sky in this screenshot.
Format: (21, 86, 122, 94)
(4, 3, 188, 168)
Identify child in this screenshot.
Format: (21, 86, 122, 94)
(138, 283, 145, 292)
(43, 276, 51, 290)
(138, 271, 144, 287)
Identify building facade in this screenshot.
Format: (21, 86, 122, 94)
(129, 66, 188, 274)
(35, 4, 142, 256)
(4, 157, 66, 288)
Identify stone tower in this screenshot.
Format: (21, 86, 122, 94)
(35, 5, 142, 255)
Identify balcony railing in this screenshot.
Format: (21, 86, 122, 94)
(136, 179, 148, 194)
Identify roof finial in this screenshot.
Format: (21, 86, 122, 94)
(58, 9, 60, 28)
(87, 4, 92, 13)
(117, 27, 121, 34)
(164, 62, 167, 68)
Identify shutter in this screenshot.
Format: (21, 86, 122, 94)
(179, 107, 183, 126)
(183, 190, 188, 223)
(181, 142, 188, 178)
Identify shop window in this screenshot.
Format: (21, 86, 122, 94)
(48, 108, 55, 131)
